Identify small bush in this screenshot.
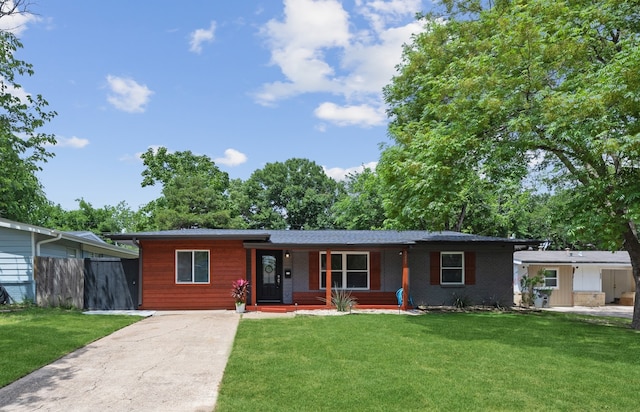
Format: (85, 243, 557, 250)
(319, 288, 358, 312)
(451, 292, 472, 309)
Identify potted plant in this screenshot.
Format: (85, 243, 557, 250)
(231, 279, 249, 313)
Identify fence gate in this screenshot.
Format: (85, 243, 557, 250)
(83, 258, 139, 310)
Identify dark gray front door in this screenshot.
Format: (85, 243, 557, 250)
(256, 250, 283, 303)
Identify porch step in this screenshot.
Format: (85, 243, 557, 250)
(256, 307, 291, 313)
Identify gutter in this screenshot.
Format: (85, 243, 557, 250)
(36, 232, 63, 256)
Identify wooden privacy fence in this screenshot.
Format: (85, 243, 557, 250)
(35, 257, 84, 308)
(35, 257, 139, 310)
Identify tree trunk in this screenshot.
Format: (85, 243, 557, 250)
(622, 222, 640, 330)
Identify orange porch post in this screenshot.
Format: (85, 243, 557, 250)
(325, 249, 332, 308)
(402, 248, 409, 311)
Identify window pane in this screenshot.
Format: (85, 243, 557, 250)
(321, 254, 343, 271)
(442, 253, 462, 268)
(177, 252, 193, 282)
(322, 272, 344, 288)
(347, 254, 367, 270)
(347, 272, 367, 288)
(442, 269, 462, 284)
(329, 274, 343, 288)
(544, 269, 558, 288)
(331, 254, 342, 270)
(193, 251, 209, 283)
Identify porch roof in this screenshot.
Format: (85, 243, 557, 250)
(514, 250, 631, 265)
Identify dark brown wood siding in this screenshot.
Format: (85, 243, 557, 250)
(370, 251, 381, 290)
(308, 251, 320, 290)
(140, 239, 246, 310)
(465, 251, 476, 285)
(292, 291, 396, 305)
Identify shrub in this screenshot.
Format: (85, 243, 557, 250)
(319, 288, 358, 312)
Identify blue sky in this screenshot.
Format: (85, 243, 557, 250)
(6, 0, 431, 210)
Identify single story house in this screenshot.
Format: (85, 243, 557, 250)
(0, 217, 139, 303)
(513, 250, 636, 307)
(108, 229, 535, 311)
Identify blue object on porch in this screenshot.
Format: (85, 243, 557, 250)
(396, 288, 414, 307)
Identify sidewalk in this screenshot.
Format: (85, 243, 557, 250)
(543, 305, 633, 319)
(0, 311, 240, 412)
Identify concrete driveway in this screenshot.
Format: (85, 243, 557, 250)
(543, 305, 634, 319)
(0, 310, 240, 412)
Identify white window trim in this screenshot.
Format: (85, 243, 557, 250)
(320, 251, 370, 290)
(175, 250, 210, 284)
(541, 267, 559, 290)
(441, 251, 465, 285)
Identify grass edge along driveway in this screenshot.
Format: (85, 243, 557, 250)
(0, 308, 141, 388)
(216, 311, 639, 411)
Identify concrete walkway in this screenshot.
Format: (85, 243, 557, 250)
(543, 305, 634, 319)
(0, 311, 240, 412)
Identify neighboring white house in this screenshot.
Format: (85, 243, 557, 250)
(0, 218, 138, 304)
(514, 250, 635, 307)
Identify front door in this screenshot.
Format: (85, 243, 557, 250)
(256, 250, 283, 303)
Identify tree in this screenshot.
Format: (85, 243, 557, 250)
(0, 4, 57, 223)
(240, 158, 344, 230)
(44, 199, 140, 235)
(332, 167, 386, 230)
(381, 0, 640, 328)
(140, 147, 242, 229)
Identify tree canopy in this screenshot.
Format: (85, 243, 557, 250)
(0, 18, 57, 223)
(381, 0, 640, 327)
(139, 148, 242, 229)
(332, 167, 386, 230)
(239, 158, 344, 229)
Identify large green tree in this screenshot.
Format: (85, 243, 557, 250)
(140, 147, 243, 229)
(0, 7, 57, 223)
(381, 0, 640, 327)
(44, 199, 140, 235)
(240, 158, 344, 229)
(332, 167, 386, 230)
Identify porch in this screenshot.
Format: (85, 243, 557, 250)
(245, 303, 406, 313)
(248, 248, 412, 311)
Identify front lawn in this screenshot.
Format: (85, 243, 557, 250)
(216, 311, 639, 411)
(0, 307, 141, 388)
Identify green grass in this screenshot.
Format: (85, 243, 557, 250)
(216, 311, 640, 411)
(0, 307, 140, 388)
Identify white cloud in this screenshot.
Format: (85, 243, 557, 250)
(255, 0, 350, 105)
(314, 102, 386, 127)
(323, 161, 378, 181)
(189, 21, 216, 54)
(0, 1, 39, 34)
(106, 75, 153, 113)
(0, 75, 29, 103)
(255, 0, 426, 128)
(120, 145, 166, 163)
(54, 136, 90, 149)
(214, 148, 248, 167)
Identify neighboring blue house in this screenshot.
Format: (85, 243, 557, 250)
(0, 217, 138, 303)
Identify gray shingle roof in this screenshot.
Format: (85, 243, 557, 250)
(109, 229, 535, 247)
(514, 250, 630, 265)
